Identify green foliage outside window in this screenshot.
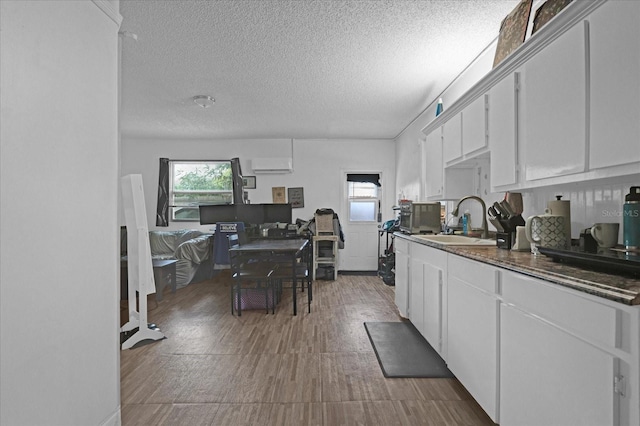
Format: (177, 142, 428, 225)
(174, 163, 232, 191)
(171, 161, 233, 220)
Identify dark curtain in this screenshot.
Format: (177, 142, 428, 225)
(347, 173, 381, 186)
(231, 157, 244, 204)
(156, 157, 170, 226)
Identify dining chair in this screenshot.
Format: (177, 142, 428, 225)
(268, 238, 312, 314)
(228, 234, 278, 315)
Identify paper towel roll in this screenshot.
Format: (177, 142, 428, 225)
(512, 226, 530, 251)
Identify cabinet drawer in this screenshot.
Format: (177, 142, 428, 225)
(448, 255, 497, 294)
(395, 237, 409, 254)
(411, 242, 447, 264)
(501, 270, 619, 349)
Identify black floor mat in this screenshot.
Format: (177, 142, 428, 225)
(364, 321, 454, 378)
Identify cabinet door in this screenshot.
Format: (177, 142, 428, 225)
(462, 95, 488, 156)
(408, 244, 447, 355)
(443, 112, 462, 164)
(589, 0, 640, 170)
(448, 275, 499, 422)
(409, 257, 425, 335)
(422, 261, 443, 355)
(522, 21, 587, 181)
(500, 304, 617, 426)
(489, 73, 518, 187)
(394, 239, 410, 318)
(410, 254, 444, 354)
(425, 128, 443, 198)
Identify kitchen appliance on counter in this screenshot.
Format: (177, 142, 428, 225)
(399, 200, 441, 234)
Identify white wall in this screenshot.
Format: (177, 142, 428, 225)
(1, 1, 121, 425)
(121, 137, 395, 270)
(395, 39, 501, 226)
(520, 179, 639, 241)
(121, 137, 397, 230)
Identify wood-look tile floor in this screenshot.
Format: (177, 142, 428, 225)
(120, 272, 495, 425)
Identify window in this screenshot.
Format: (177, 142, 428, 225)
(170, 161, 233, 221)
(347, 180, 379, 222)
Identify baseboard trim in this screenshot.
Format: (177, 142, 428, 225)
(100, 406, 121, 426)
(339, 271, 378, 276)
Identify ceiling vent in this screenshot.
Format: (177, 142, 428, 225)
(251, 157, 293, 174)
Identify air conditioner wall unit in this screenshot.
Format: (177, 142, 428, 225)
(251, 157, 293, 174)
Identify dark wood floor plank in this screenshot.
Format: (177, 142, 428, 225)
(120, 271, 494, 425)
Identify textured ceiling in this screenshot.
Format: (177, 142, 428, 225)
(119, 0, 520, 140)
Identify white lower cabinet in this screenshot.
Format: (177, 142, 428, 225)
(397, 237, 640, 425)
(500, 269, 638, 426)
(447, 256, 499, 423)
(394, 237, 410, 318)
(409, 244, 447, 356)
(500, 303, 617, 426)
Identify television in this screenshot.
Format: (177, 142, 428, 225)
(235, 204, 265, 226)
(198, 204, 237, 225)
(263, 203, 292, 224)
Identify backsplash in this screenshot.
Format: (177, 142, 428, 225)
(522, 180, 638, 240)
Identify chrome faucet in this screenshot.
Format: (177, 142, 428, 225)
(451, 196, 489, 239)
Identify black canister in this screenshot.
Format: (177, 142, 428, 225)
(579, 228, 598, 253)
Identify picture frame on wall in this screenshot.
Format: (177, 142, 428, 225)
(532, 0, 573, 35)
(287, 187, 304, 208)
(242, 176, 256, 189)
(493, 0, 533, 68)
(272, 186, 286, 204)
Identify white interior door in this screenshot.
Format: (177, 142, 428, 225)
(340, 172, 382, 271)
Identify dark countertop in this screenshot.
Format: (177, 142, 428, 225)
(395, 233, 640, 306)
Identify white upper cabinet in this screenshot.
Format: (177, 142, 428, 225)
(425, 126, 476, 201)
(521, 21, 587, 181)
(443, 113, 462, 164)
(589, 0, 640, 170)
(462, 95, 488, 156)
(441, 96, 488, 166)
(489, 72, 519, 188)
(423, 0, 639, 193)
(425, 127, 443, 198)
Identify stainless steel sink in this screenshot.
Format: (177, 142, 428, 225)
(413, 234, 496, 246)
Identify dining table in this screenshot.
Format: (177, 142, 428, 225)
(228, 237, 310, 315)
